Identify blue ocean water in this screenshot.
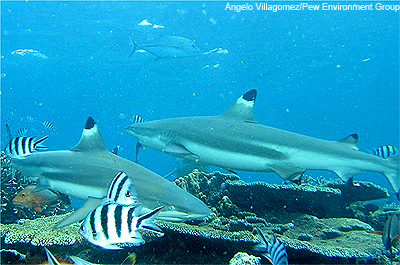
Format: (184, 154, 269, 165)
(1, 1, 399, 191)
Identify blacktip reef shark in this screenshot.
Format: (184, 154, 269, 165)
(126, 90, 399, 198)
(11, 117, 211, 228)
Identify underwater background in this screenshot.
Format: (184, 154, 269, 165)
(2, 1, 399, 191)
(1, 2, 400, 264)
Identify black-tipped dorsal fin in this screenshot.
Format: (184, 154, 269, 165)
(338, 133, 359, 150)
(71, 117, 108, 152)
(219, 89, 258, 123)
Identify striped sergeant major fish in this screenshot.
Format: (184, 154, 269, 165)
(15, 128, 28, 137)
(106, 171, 139, 206)
(253, 228, 288, 265)
(79, 203, 164, 250)
(4, 129, 48, 159)
(374, 145, 398, 159)
(43, 120, 55, 131)
(131, 115, 144, 124)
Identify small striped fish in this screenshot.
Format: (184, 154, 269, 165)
(253, 228, 288, 265)
(5, 135, 48, 159)
(111, 145, 121, 155)
(131, 115, 145, 124)
(79, 203, 164, 250)
(373, 145, 398, 159)
(15, 128, 28, 137)
(42, 121, 55, 131)
(107, 171, 139, 206)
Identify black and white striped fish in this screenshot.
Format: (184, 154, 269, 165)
(5, 135, 48, 159)
(106, 171, 139, 206)
(15, 128, 28, 137)
(130, 115, 145, 124)
(253, 228, 288, 265)
(373, 145, 398, 159)
(79, 203, 164, 250)
(42, 121, 55, 131)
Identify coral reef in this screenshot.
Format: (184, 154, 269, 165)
(1, 168, 396, 264)
(223, 179, 388, 218)
(0, 214, 81, 246)
(347, 200, 400, 230)
(229, 252, 261, 265)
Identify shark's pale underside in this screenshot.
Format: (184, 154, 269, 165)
(126, 90, 399, 197)
(12, 117, 211, 228)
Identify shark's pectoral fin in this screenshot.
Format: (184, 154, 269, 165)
(54, 197, 102, 229)
(33, 178, 51, 192)
(163, 144, 199, 159)
(271, 164, 306, 180)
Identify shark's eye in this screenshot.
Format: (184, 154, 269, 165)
(125, 191, 131, 197)
(80, 226, 85, 231)
(20, 193, 25, 198)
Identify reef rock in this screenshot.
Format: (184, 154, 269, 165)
(1, 152, 72, 224)
(229, 252, 261, 265)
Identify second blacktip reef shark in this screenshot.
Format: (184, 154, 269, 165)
(126, 89, 399, 198)
(11, 117, 211, 228)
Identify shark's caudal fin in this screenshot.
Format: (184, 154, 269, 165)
(219, 89, 258, 123)
(71, 117, 108, 153)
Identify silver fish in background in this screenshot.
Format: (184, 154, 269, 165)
(79, 203, 163, 250)
(5, 135, 48, 159)
(128, 35, 201, 59)
(253, 228, 288, 265)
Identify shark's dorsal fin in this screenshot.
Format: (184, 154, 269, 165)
(338, 134, 359, 150)
(219, 89, 258, 123)
(71, 117, 108, 152)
